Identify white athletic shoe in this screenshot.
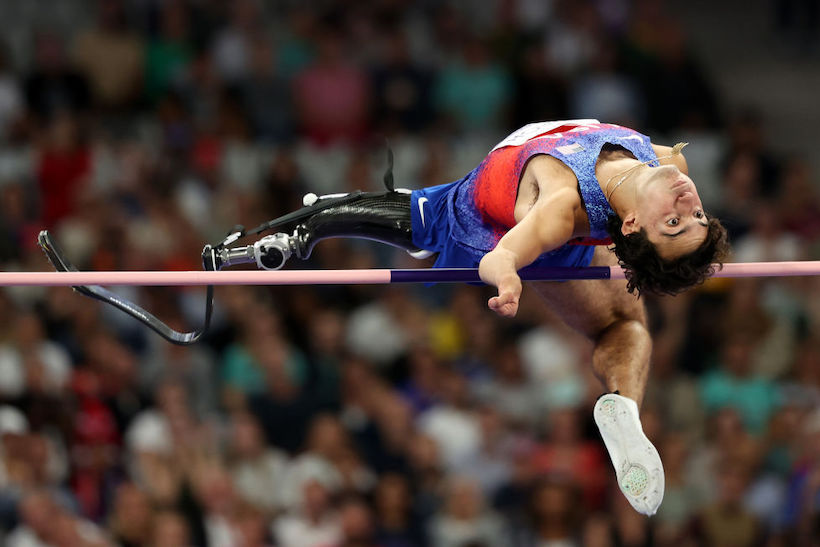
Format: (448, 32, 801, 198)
(593, 393, 664, 516)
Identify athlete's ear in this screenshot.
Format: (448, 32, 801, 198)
(620, 213, 640, 236)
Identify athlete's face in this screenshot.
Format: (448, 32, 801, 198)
(621, 164, 708, 260)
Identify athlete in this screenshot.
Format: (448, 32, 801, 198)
(46, 120, 727, 515)
(222, 120, 729, 515)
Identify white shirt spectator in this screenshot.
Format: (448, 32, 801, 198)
(124, 409, 173, 456)
(232, 447, 291, 512)
(0, 347, 24, 398)
(0, 338, 71, 398)
(5, 526, 49, 547)
(280, 454, 342, 511)
(518, 327, 585, 410)
(273, 512, 342, 547)
(205, 514, 241, 547)
(732, 231, 802, 263)
(418, 406, 481, 470)
(212, 29, 250, 82)
(345, 302, 407, 367)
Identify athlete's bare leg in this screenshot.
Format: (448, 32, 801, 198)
(530, 245, 651, 406)
(532, 247, 663, 515)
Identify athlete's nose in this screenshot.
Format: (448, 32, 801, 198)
(677, 191, 695, 206)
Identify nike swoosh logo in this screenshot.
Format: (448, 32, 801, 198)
(418, 197, 428, 227)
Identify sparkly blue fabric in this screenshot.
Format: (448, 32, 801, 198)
(542, 124, 658, 239)
(410, 123, 658, 268)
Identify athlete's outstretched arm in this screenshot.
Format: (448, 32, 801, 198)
(478, 186, 578, 317)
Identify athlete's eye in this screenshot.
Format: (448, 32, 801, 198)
(666, 218, 679, 226)
(694, 210, 704, 219)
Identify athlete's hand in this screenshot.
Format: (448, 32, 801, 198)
(487, 274, 522, 318)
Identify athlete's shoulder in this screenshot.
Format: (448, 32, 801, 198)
(651, 143, 689, 174)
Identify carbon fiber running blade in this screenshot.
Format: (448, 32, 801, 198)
(37, 230, 213, 345)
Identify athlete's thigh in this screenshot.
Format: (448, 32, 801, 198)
(529, 246, 646, 338)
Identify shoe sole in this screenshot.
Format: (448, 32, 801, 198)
(594, 395, 664, 515)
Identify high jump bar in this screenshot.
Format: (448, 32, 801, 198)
(1, 261, 820, 286)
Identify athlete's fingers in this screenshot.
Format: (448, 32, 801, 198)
(488, 301, 518, 318)
(488, 293, 519, 317)
(488, 291, 515, 307)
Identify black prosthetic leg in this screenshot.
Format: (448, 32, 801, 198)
(205, 190, 429, 271)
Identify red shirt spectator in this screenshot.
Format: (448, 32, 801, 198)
(530, 408, 609, 510)
(293, 32, 370, 145)
(36, 113, 90, 228)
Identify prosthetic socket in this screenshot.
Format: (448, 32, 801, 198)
(208, 191, 426, 271)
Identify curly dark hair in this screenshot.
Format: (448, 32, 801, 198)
(606, 214, 730, 296)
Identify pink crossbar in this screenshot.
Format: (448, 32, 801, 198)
(1, 261, 819, 286)
(0, 269, 392, 286)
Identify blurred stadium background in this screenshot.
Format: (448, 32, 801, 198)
(0, 0, 818, 546)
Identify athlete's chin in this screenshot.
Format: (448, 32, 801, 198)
(645, 165, 680, 186)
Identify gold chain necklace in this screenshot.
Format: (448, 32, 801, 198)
(604, 142, 688, 201)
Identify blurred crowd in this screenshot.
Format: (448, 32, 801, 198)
(0, 0, 819, 546)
